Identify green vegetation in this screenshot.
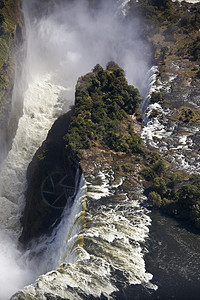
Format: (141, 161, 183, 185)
(169, 105, 200, 123)
(138, 143, 200, 230)
(63, 62, 143, 160)
(127, 0, 200, 68)
(141, 158, 167, 180)
(146, 166, 200, 229)
(179, 108, 195, 123)
(150, 91, 163, 103)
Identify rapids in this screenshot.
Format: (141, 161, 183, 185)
(11, 172, 156, 300)
(141, 65, 200, 173)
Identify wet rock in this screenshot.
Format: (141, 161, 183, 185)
(19, 110, 82, 246)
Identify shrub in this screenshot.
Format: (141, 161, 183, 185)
(178, 184, 200, 207)
(148, 191, 162, 208)
(64, 63, 143, 159)
(152, 159, 166, 176)
(151, 91, 163, 103)
(122, 163, 135, 173)
(152, 177, 167, 195)
(141, 166, 156, 181)
(179, 108, 195, 122)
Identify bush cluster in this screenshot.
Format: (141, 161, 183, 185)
(147, 171, 200, 229)
(190, 37, 200, 61)
(64, 62, 143, 160)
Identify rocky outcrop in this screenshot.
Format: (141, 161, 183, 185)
(19, 62, 149, 246)
(19, 109, 83, 245)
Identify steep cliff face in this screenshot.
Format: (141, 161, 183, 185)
(19, 109, 83, 245)
(0, 0, 23, 160)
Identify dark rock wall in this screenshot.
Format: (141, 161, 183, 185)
(19, 109, 82, 246)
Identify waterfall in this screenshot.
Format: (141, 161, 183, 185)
(12, 173, 157, 300)
(141, 63, 200, 173)
(0, 0, 154, 299)
(140, 65, 159, 118)
(0, 73, 67, 299)
(21, 175, 87, 275)
(140, 65, 173, 148)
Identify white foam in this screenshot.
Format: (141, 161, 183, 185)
(0, 73, 66, 299)
(12, 174, 157, 299)
(0, 73, 65, 236)
(87, 172, 111, 200)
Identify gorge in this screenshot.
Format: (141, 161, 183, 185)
(0, 0, 200, 299)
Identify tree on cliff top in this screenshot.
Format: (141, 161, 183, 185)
(64, 62, 143, 160)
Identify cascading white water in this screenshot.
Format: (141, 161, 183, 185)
(12, 172, 157, 300)
(140, 65, 159, 118)
(0, 73, 67, 299)
(141, 63, 200, 173)
(140, 65, 174, 148)
(0, 0, 154, 299)
(21, 175, 87, 276)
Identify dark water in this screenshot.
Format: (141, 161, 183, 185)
(114, 211, 200, 300)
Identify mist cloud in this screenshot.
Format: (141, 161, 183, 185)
(24, 0, 150, 98)
(0, 232, 33, 300)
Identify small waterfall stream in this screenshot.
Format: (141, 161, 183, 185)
(141, 64, 200, 173)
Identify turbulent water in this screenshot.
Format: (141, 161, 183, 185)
(11, 173, 157, 300)
(141, 65, 200, 173)
(0, 73, 66, 299)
